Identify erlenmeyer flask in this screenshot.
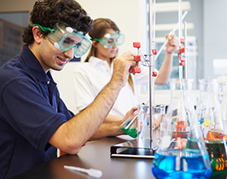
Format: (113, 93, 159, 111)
(152, 78, 212, 179)
(197, 79, 227, 174)
(197, 79, 227, 142)
(218, 79, 227, 127)
(120, 112, 138, 138)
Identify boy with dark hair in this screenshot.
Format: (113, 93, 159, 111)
(0, 0, 137, 178)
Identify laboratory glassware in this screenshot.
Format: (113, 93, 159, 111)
(120, 112, 138, 138)
(137, 104, 165, 149)
(197, 79, 227, 141)
(218, 80, 227, 127)
(196, 79, 227, 175)
(152, 78, 212, 179)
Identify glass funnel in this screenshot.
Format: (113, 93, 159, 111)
(152, 78, 212, 179)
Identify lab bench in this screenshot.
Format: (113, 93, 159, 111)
(13, 137, 155, 179)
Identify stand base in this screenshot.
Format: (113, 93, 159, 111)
(110, 139, 156, 159)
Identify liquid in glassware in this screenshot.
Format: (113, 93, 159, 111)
(120, 128, 137, 138)
(172, 121, 188, 139)
(152, 149, 212, 179)
(205, 131, 227, 142)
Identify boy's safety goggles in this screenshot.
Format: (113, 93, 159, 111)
(34, 23, 91, 57)
(93, 32, 125, 48)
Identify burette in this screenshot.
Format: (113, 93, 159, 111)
(148, 0, 156, 146)
(134, 0, 188, 146)
(178, 0, 183, 79)
(148, 0, 188, 145)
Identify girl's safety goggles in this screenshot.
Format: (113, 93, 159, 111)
(34, 23, 91, 57)
(93, 32, 125, 48)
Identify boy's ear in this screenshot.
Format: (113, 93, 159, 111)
(32, 26, 44, 44)
(92, 41, 98, 47)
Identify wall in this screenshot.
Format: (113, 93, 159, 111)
(203, 0, 227, 79)
(0, 0, 36, 12)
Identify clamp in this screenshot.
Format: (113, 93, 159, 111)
(178, 38, 185, 66)
(133, 42, 141, 73)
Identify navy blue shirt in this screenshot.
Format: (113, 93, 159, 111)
(0, 45, 74, 179)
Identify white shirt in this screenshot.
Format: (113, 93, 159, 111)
(73, 56, 151, 118)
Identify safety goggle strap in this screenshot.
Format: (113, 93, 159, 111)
(34, 24, 55, 33)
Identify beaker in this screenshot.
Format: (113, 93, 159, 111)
(137, 104, 149, 141)
(136, 104, 150, 148)
(152, 78, 212, 179)
(196, 79, 227, 174)
(137, 104, 165, 148)
(152, 105, 166, 148)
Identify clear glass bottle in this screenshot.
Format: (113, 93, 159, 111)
(152, 79, 212, 179)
